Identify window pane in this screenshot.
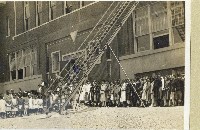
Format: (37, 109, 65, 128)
(137, 35, 150, 52)
(33, 64, 38, 75)
(151, 2, 168, 32)
(25, 66, 30, 77)
(153, 34, 169, 49)
(171, 1, 185, 26)
(11, 70, 16, 80)
(52, 52, 60, 72)
(18, 69, 23, 79)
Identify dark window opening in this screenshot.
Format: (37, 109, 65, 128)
(81, 1, 84, 7)
(46, 57, 49, 73)
(6, 16, 10, 36)
(25, 19, 29, 31)
(51, 8, 53, 20)
(153, 34, 169, 49)
(37, 13, 41, 26)
(11, 70, 16, 80)
(18, 69, 23, 79)
(65, 2, 72, 14)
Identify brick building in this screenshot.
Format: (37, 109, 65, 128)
(0, 1, 185, 93)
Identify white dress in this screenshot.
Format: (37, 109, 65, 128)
(142, 82, 147, 100)
(79, 85, 85, 101)
(32, 99, 38, 109)
(11, 99, 18, 111)
(29, 97, 33, 109)
(84, 83, 92, 101)
(0, 99, 6, 113)
(100, 84, 106, 102)
(37, 99, 43, 109)
(120, 83, 126, 102)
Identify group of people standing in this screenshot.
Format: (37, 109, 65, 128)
(75, 74, 185, 108)
(0, 89, 44, 119)
(0, 73, 185, 119)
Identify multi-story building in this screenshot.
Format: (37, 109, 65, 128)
(0, 1, 185, 93)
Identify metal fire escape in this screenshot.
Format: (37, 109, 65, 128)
(45, 1, 140, 113)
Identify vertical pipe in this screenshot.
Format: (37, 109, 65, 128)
(14, 1, 16, 37)
(167, 1, 173, 46)
(148, 5, 153, 50)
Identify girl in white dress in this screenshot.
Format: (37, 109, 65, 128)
(11, 95, 18, 117)
(0, 96, 6, 118)
(28, 95, 33, 115)
(120, 80, 127, 106)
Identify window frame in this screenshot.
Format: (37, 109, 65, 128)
(6, 16, 10, 37)
(24, 1, 30, 31)
(36, 1, 42, 26)
(153, 33, 170, 49)
(51, 50, 61, 73)
(49, 1, 56, 21)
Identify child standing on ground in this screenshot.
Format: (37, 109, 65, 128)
(11, 94, 18, 117)
(0, 95, 6, 119)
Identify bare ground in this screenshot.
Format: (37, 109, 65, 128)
(0, 106, 184, 129)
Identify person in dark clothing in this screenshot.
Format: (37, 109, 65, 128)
(169, 76, 176, 106)
(135, 78, 142, 107)
(175, 76, 184, 106)
(126, 82, 132, 107)
(130, 80, 137, 107)
(153, 75, 162, 106)
(90, 83, 95, 106)
(17, 96, 25, 117)
(95, 82, 101, 107)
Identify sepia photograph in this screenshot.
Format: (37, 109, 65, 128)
(0, 1, 187, 129)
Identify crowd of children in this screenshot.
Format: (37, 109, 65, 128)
(0, 89, 44, 119)
(0, 73, 185, 119)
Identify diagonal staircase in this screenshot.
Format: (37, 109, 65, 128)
(45, 1, 140, 113)
(175, 24, 185, 41)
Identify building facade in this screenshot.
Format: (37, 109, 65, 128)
(0, 1, 185, 93)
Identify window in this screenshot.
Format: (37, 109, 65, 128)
(49, 1, 56, 20)
(24, 1, 30, 31)
(16, 50, 24, 79)
(64, 1, 72, 14)
(18, 69, 23, 79)
(80, 1, 84, 8)
(62, 50, 85, 72)
(31, 48, 38, 75)
(171, 1, 185, 42)
(6, 16, 10, 37)
(51, 51, 60, 73)
(171, 1, 184, 27)
(11, 70, 16, 80)
(153, 34, 169, 49)
(23, 49, 31, 77)
(36, 1, 42, 26)
(9, 47, 38, 81)
(135, 7, 150, 52)
(151, 2, 169, 49)
(151, 2, 168, 32)
(10, 52, 16, 80)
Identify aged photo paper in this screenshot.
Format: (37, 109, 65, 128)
(0, 0, 190, 129)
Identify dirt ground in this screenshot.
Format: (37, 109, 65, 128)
(0, 106, 184, 129)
